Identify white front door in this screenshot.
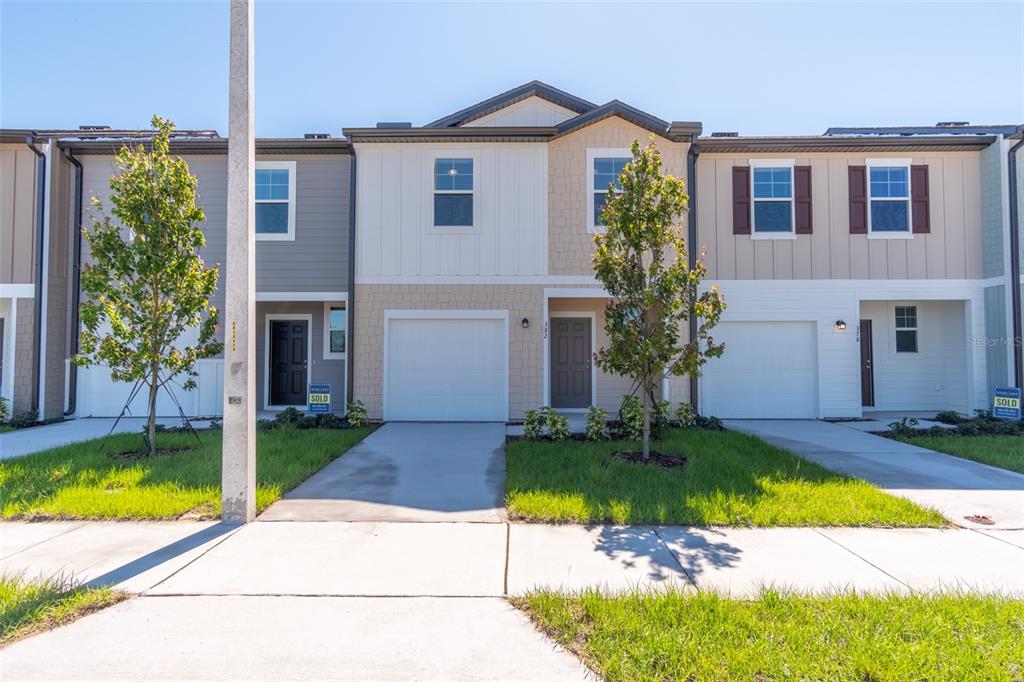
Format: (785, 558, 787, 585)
(701, 321, 818, 418)
(385, 315, 507, 421)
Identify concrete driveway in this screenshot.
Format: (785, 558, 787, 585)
(728, 419, 1024, 529)
(259, 422, 506, 522)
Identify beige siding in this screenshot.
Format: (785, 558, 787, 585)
(698, 152, 984, 280)
(43, 156, 72, 419)
(12, 298, 34, 414)
(0, 144, 38, 284)
(548, 117, 689, 276)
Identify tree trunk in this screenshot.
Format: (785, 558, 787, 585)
(641, 380, 651, 463)
(147, 362, 158, 457)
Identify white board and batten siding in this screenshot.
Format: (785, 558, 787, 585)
(355, 144, 548, 278)
(462, 96, 578, 128)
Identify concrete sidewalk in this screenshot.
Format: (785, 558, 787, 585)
(727, 419, 1024, 529)
(0, 417, 216, 460)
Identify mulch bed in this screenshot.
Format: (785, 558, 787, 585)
(108, 447, 195, 461)
(611, 450, 687, 470)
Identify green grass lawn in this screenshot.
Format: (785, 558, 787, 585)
(517, 589, 1024, 682)
(505, 429, 945, 526)
(0, 426, 372, 520)
(1, 574, 125, 646)
(906, 434, 1024, 474)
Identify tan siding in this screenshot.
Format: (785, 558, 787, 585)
(0, 146, 38, 284)
(547, 117, 688, 276)
(698, 151, 984, 280)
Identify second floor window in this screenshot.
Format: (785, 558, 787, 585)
(592, 156, 629, 230)
(869, 165, 910, 233)
(434, 158, 473, 227)
(255, 161, 296, 241)
(752, 166, 793, 234)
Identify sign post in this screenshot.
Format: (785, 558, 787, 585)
(992, 387, 1022, 420)
(308, 384, 331, 414)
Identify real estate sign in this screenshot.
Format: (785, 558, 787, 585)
(992, 387, 1021, 420)
(308, 384, 331, 413)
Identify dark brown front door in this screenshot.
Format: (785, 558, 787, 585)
(550, 317, 592, 408)
(270, 320, 308, 406)
(860, 319, 875, 407)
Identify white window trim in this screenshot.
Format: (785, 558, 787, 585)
(322, 300, 348, 360)
(586, 148, 631, 234)
(866, 158, 913, 240)
(263, 313, 313, 410)
(431, 155, 477, 232)
(893, 304, 919, 354)
(255, 160, 297, 242)
(749, 159, 796, 240)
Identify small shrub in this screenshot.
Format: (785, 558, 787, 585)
(928, 425, 947, 436)
(0, 395, 8, 423)
(523, 409, 545, 440)
(695, 415, 724, 431)
(955, 422, 980, 437)
(346, 400, 367, 428)
(584, 405, 609, 441)
(619, 395, 644, 441)
(987, 419, 1019, 436)
(888, 417, 920, 438)
(9, 409, 39, 430)
(547, 410, 571, 441)
(256, 418, 276, 431)
(314, 413, 345, 429)
(274, 406, 304, 426)
(653, 400, 671, 431)
(933, 410, 963, 425)
(674, 402, 696, 428)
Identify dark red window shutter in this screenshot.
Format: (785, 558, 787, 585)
(732, 166, 751, 235)
(911, 165, 930, 233)
(848, 165, 867, 234)
(794, 165, 813, 234)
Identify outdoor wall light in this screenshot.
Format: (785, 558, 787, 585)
(835, 320, 847, 331)
(522, 318, 530, 329)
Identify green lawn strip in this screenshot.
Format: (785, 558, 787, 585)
(905, 434, 1024, 474)
(1, 574, 126, 646)
(0, 426, 372, 520)
(505, 429, 944, 526)
(515, 589, 1024, 682)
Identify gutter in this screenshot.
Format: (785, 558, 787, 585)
(63, 147, 83, 416)
(687, 137, 700, 411)
(25, 135, 46, 414)
(346, 152, 357, 412)
(1008, 133, 1024, 388)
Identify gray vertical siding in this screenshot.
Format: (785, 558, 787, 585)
(983, 285, 1009, 398)
(980, 142, 1004, 278)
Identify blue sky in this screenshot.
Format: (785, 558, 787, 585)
(2, 1, 1022, 137)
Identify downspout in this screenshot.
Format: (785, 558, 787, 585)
(1008, 132, 1024, 388)
(686, 137, 700, 411)
(64, 147, 83, 416)
(25, 135, 46, 414)
(346, 150, 357, 412)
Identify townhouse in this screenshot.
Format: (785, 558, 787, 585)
(2, 82, 1022, 423)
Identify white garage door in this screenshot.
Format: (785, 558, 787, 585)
(701, 321, 818, 419)
(385, 316, 507, 421)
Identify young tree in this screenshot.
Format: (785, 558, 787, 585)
(76, 116, 221, 455)
(593, 136, 726, 462)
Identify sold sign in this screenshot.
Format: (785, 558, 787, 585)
(992, 387, 1021, 420)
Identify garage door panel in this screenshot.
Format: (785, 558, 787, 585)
(702, 322, 817, 419)
(386, 317, 507, 421)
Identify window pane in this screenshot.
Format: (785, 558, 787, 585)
(896, 329, 918, 353)
(434, 193, 473, 226)
(753, 201, 792, 232)
(871, 200, 909, 231)
(753, 167, 792, 199)
(869, 167, 908, 199)
(594, 192, 612, 226)
(329, 307, 346, 329)
(593, 157, 629, 191)
(256, 168, 289, 201)
(895, 306, 917, 329)
(255, 203, 289, 233)
(435, 158, 473, 191)
(330, 330, 346, 354)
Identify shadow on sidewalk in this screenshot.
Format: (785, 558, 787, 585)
(592, 526, 742, 584)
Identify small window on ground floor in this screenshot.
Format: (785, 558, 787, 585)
(895, 305, 918, 353)
(324, 302, 347, 359)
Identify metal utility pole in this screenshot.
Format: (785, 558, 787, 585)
(222, 0, 256, 523)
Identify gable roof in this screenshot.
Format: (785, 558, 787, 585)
(427, 81, 596, 128)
